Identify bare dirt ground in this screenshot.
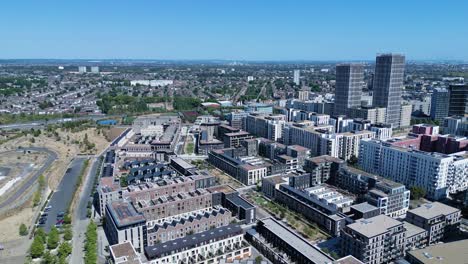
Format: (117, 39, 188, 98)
(0, 127, 110, 262)
(0, 152, 47, 200)
(0, 128, 109, 189)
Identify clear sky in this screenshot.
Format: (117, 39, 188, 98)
(1, 0, 467, 61)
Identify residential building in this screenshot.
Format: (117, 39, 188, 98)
(226, 111, 248, 129)
(400, 104, 412, 128)
(246, 217, 334, 264)
(430, 88, 450, 122)
(369, 123, 393, 140)
(245, 113, 286, 142)
(405, 202, 461, 244)
(448, 84, 468, 116)
(223, 131, 254, 148)
(146, 207, 232, 245)
(144, 225, 251, 264)
(293, 69, 300, 85)
(443, 116, 468, 136)
(303, 155, 344, 185)
(341, 215, 406, 264)
(406, 239, 468, 264)
(105, 201, 147, 252)
(334, 64, 364, 115)
(359, 139, 468, 199)
(348, 106, 387, 124)
(336, 166, 410, 218)
(372, 53, 405, 127)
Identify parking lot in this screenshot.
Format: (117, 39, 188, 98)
(39, 157, 87, 232)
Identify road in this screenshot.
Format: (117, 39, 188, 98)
(0, 147, 57, 210)
(0, 115, 110, 131)
(42, 157, 87, 232)
(70, 156, 100, 264)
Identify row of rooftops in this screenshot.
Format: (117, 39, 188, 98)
(135, 189, 210, 209)
(147, 207, 230, 233)
(145, 224, 243, 260)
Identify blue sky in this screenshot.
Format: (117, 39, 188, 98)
(1, 0, 467, 60)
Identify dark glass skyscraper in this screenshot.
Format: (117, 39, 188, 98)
(448, 84, 468, 116)
(372, 54, 405, 127)
(334, 64, 364, 115)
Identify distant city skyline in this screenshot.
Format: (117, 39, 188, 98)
(1, 1, 468, 60)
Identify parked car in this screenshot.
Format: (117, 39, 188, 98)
(57, 211, 65, 218)
(44, 206, 52, 211)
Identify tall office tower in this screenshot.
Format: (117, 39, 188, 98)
(448, 84, 468, 116)
(293, 69, 300, 85)
(334, 64, 364, 115)
(431, 88, 450, 122)
(372, 54, 405, 127)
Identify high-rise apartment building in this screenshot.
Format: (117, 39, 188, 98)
(293, 69, 300, 85)
(372, 54, 405, 127)
(335, 64, 364, 115)
(430, 88, 450, 122)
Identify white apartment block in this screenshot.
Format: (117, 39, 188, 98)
(283, 124, 374, 161)
(359, 139, 468, 200)
(399, 104, 412, 128)
(370, 125, 393, 140)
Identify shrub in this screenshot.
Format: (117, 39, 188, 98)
(19, 223, 28, 236)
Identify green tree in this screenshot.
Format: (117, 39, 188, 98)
(84, 222, 98, 264)
(30, 236, 45, 258)
(63, 213, 72, 225)
(19, 223, 28, 236)
(42, 250, 58, 264)
(57, 242, 72, 258)
(63, 226, 73, 241)
(410, 186, 426, 200)
(47, 226, 60, 249)
(33, 190, 41, 207)
(35, 228, 46, 241)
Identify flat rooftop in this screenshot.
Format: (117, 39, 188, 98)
(403, 221, 427, 238)
(260, 217, 334, 264)
(407, 239, 468, 264)
(307, 155, 343, 164)
(333, 255, 364, 264)
(346, 214, 402, 238)
(109, 242, 142, 264)
(408, 202, 460, 219)
(170, 157, 195, 170)
(351, 202, 379, 213)
(107, 201, 146, 228)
